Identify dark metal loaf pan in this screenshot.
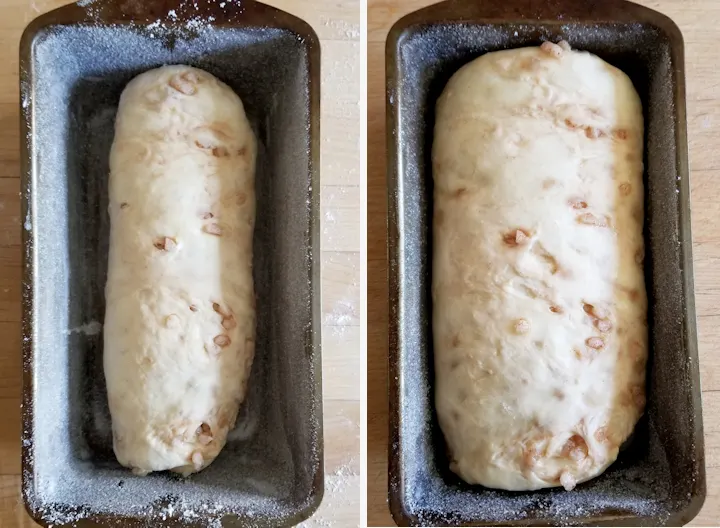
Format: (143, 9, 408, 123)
(20, 1, 322, 526)
(386, 0, 704, 525)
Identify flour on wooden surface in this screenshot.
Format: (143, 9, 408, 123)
(320, 16, 360, 40)
(298, 463, 360, 528)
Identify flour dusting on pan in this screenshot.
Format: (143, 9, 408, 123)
(22, 3, 322, 526)
(387, 19, 700, 527)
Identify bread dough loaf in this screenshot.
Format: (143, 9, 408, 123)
(432, 41, 647, 491)
(104, 65, 256, 476)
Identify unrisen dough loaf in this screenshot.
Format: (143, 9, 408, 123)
(432, 41, 647, 491)
(104, 65, 256, 476)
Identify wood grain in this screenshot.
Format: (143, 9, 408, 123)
(0, 1, 360, 527)
(368, 0, 720, 525)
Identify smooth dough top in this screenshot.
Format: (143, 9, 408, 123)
(432, 41, 647, 491)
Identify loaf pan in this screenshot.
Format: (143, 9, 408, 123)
(21, 1, 322, 526)
(386, 0, 704, 525)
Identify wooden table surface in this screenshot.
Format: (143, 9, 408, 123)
(0, 1, 360, 527)
(368, 0, 720, 526)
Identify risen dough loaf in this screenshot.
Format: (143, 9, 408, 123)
(104, 65, 256, 476)
(432, 42, 647, 491)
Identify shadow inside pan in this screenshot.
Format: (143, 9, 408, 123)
(390, 21, 703, 527)
(28, 24, 319, 527)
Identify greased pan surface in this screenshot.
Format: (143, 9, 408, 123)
(21, 1, 322, 526)
(386, 0, 704, 525)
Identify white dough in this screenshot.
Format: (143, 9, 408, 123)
(432, 42, 648, 491)
(104, 65, 257, 476)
